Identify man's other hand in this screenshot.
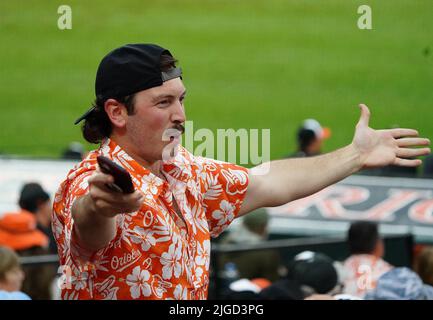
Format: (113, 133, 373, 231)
(352, 104, 430, 169)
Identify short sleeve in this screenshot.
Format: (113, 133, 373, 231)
(52, 165, 97, 263)
(197, 157, 249, 238)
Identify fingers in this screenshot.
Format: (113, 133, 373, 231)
(90, 188, 144, 214)
(387, 128, 419, 138)
(88, 170, 144, 214)
(357, 104, 371, 128)
(397, 147, 431, 158)
(91, 186, 142, 203)
(394, 136, 430, 167)
(393, 158, 423, 167)
(88, 171, 114, 187)
(397, 138, 430, 147)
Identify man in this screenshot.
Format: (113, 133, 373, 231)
(342, 221, 393, 298)
(288, 119, 330, 158)
(18, 182, 57, 254)
(53, 43, 430, 300)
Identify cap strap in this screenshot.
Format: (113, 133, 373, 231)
(161, 67, 182, 82)
(74, 106, 96, 125)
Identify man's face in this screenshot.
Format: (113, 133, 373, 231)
(125, 77, 186, 162)
(308, 137, 323, 156)
(38, 199, 52, 224)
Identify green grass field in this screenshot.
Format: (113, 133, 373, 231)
(1, 0, 432, 164)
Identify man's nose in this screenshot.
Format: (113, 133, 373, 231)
(171, 100, 186, 124)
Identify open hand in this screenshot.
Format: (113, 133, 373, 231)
(352, 104, 430, 169)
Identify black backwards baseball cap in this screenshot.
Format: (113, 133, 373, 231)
(287, 251, 338, 295)
(74, 43, 182, 125)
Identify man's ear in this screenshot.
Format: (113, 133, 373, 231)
(374, 239, 384, 258)
(104, 98, 128, 128)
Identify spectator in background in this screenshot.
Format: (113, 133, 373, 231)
(287, 119, 331, 158)
(259, 278, 304, 300)
(0, 210, 55, 299)
(365, 267, 433, 300)
(287, 251, 340, 298)
(414, 246, 433, 287)
(61, 141, 85, 161)
(223, 208, 270, 245)
(221, 208, 281, 281)
(220, 278, 271, 300)
(18, 183, 57, 254)
(342, 221, 392, 298)
(0, 246, 30, 300)
(0, 210, 48, 252)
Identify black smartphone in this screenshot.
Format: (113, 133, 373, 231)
(96, 155, 135, 194)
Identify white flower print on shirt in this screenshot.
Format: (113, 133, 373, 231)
(160, 241, 182, 280)
(71, 267, 89, 291)
(129, 226, 156, 252)
(194, 267, 204, 288)
(212, 200, 235, 226)
(126, 266, 152, 299)
(141, 175, 163, 200)
(173, 284, 188, 300)
(195, 239, 210, 268)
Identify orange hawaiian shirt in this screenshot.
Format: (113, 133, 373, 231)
(52, 138, 249, 300)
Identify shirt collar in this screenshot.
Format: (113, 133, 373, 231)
(99, 138, 193, 187)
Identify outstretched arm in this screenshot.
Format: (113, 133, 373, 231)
(239, 104, 431, 216)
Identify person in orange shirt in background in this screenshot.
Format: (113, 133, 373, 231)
(342, 221, 392, 298)
(53, 43, 430, 300)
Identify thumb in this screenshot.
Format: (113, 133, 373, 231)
(357, 103, 371, 128)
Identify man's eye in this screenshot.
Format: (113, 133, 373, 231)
(157, 100, 169, 107)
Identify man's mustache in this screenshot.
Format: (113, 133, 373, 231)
(162, 123, 185, 141)
(172, 123, 185, 135)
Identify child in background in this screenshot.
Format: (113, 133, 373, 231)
(0, 246, 31, 300)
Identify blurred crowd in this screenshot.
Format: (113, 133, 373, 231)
(0, 182, 58, 300)
(216, 212, 433, 300)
